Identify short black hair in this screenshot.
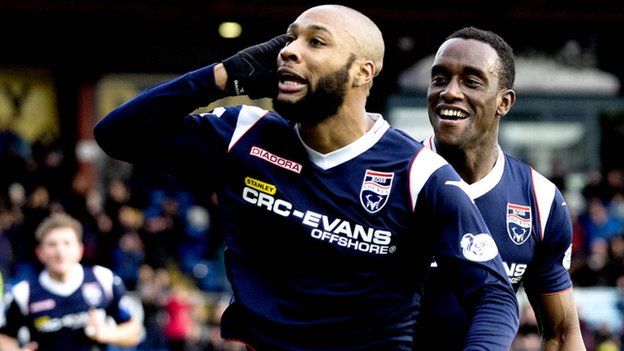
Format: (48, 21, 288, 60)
(447, 27, 515, 90)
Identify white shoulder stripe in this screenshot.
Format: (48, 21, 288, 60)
(228, 105, 268, 152)
(93, 265, 114, 300)
(531, 169, 556, 240)
(12, 280, 30, 315)
(409, 148, 447, 209)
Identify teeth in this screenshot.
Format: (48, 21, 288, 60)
(282, 80, 302, 85)
(439, 108, 468, 118)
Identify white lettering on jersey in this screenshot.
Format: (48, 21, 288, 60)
(34, 308, 106, 333)
(460, 233, 498, 262)
(242, 186, 395, 254)
(503, 262, 528, 284)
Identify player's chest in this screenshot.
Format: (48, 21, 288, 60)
(27, 283, 107, 330)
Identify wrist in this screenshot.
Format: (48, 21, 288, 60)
(214, 63, 228, 92)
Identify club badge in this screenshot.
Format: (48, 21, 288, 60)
(506, 203, 532, 245)
(82, 283, 103, 307)
(360, 170, 394, 214)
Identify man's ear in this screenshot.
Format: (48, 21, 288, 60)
(496, 89, 516, 117)
(353, 59, 375, 87)
(35, 246, 43, 262)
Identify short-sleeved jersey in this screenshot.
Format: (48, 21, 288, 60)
(0, 265, 133, 351)
(94, 64, 519, 351)
(416, 136, 573, 350)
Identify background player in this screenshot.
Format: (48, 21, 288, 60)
(0, 213, 142, 351)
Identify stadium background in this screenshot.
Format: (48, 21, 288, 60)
(2, 1, 624, 350)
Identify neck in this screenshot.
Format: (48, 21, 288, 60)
(47, 265, 77, 283)
(298, 102, 373, 154)
(436, 141, 499, 184)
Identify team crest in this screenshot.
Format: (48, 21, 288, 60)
(82, 283, 103, 307)
(506, 203, 532, 245)
(360, 170, 394, 213)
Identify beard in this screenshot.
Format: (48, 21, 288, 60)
(274, 55, 355, 126)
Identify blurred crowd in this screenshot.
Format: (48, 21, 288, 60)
(3, 127, 624, 351)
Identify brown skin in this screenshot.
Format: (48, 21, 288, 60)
(428, 38, 515, 184)
(216, 5, 382, 154)
(529, 290, 585, 351)
(428, 38, 585, 350)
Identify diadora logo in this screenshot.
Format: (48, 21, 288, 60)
(250, 146, 302, 174)
(360, 170, 394, 214)
(506, 203, 532, 245)
(29, 299, 55, 314)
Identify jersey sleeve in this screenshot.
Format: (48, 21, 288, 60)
(0, 282, 29, 338)
(93, 64, 243, 181)
(93, 266, 135, 324)
(411, 149, 519, 350)
(523, 187, 573, 295)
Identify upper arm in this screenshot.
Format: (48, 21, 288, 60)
(414, 160, 509, 298)
(524, 189, 573, 295)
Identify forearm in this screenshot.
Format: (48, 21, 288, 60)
(101, 318, 142, 347)
(464, 285, 519, 350)
(94, 63, 226, 163)
(529, 290, 586, 351)
(543, 331, 586, 351)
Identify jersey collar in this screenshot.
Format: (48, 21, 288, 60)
(295, 113, 389, 170)
(39, 264, 84, 297)
(425, 135, 505, 199)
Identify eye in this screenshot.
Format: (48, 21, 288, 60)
(430, 75, 447, 86)
(309, 37, 324, 47)
(285, 34, 296, 43)
(463, 77, 482, 88)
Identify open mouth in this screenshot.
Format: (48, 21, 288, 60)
(278, 67, 308, 89)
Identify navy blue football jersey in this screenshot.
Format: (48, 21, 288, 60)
(0, 265, 134, 351)
(94, 64, 519, 351)
(416, 136, 573, 350)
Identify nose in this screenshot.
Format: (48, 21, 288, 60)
(440, 78, 463, 101)
(279, 40, 301, 63)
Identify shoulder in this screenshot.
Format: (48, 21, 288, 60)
(503, 153, 558, 195)
(6, 280, 30, 315)
(194, 104, 280, 122)
(91, 266, 115, 287)
(9, 280, 30, 298)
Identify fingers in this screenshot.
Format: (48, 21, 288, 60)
(84, 308, 108, 341)
(22, 341, 38, 351)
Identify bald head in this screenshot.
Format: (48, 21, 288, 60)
(297, 5, 384, 76)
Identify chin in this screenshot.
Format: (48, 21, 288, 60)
(276, 93, 303, 104)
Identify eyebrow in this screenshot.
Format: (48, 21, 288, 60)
(287, 23, 333, 35)
(431, 64, 488, 79)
